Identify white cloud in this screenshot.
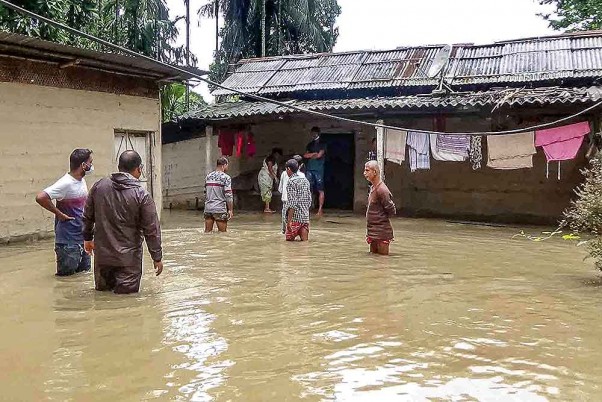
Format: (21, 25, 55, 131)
(167, 0, 557, 103)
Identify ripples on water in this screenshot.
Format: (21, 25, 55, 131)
(1, 211, 601, 401)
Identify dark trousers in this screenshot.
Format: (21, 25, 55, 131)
(55, 243, 91, 276)
(94, 261, 143, 294)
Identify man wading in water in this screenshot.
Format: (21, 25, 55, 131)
(364, 161, 396, 255)
(285, 159, 312, 241)
(36, 149, 94, 276)
(83, 150, 163, 294)
(204, 157, 234, 232)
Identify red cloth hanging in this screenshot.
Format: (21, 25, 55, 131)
(235, 131, 245, 157)
(246, 133, 257, 157)
(218, 129, 235, 156)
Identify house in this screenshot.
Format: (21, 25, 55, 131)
(0, 32, 197, 243)
(164, 31, 602, 224)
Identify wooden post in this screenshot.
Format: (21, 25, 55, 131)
(205, 125, 214, 175)
(376, 120, 385, 181)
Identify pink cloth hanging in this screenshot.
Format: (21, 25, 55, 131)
(235, 131, 245, 157)
(535, 122, 590, 161)
(218, 129, 235, 156)
(246, 133, 257, 157)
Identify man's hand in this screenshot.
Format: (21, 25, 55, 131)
(228, 210, 234, 220)
(84, 240, 95, 255)
(57, 212, 75, 222)
(154, 260, 163, 276)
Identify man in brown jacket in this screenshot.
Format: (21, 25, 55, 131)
(364, 161, 396, 255)
(83, 150, 163, 294)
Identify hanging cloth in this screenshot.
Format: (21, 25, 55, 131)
(235, 131, 245, 157)
(407, 132, 431, 172)
(246, 133, 257, 157)
(217, 129, 235, 156)
(437, 134, 470, 156)
(487, 132, 536, 170)
(469, 136, 483, 170)
(385, 129, 407, 165)
(430, 134, 469, 161)
(535, 122, 590, 180)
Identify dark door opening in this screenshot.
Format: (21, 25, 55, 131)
(321, 133, 355, 210)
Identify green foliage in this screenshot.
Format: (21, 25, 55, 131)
(199, 0, 341, 84)
(563, 153, 602, 269)
(161, 83, 207, 122)
(540, 0, 602, 31)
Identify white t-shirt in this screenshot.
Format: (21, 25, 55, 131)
(279, 170, 305, 202)
(43, 173, 88, 244)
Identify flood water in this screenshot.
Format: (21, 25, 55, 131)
(2, 211, 602, 401)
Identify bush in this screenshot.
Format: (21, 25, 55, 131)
(563, 153, 602, 269)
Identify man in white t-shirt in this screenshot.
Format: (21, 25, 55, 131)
(279, 155, 305, 233)
(36, 149, 94, 276)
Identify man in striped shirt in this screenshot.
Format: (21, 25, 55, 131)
(204, 157, 234, 232)
(285, 159, 312, 241)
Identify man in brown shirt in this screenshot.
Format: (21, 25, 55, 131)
(83, 150, 163, 294)
(364, 161, 396, 255)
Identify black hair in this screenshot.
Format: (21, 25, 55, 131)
(311, 126, 321, 134)
(285, 158, 299, 173)
(69, 149, 93, 171)
(118, 150, 142, 173)
(271, 147, 283, 156)
(293, 154, 303, 164)
(217, 156, 229, 166)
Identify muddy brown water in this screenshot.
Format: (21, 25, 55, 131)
(1, 211, 602, 401)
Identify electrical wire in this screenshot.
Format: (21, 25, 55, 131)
(1, 0, 601, 136)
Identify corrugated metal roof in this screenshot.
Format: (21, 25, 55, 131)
(214, 31, 602, 96)
(188, 86, 602, 120)
(0, 31, 203, 81)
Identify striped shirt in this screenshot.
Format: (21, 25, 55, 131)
(204, 170, 233, 213)
(286, 174, 312, 223)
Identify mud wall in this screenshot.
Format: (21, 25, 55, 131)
(0, 82, 162, 244)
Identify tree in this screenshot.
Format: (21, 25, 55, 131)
(540, 0, 602, 31)
(161, 83, 207, 122)
(199, 0, 341, 83)
(563, 153, 602, 269)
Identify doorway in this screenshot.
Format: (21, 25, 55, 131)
(114, 130, 154, 196)
(321, 133, 355, 210)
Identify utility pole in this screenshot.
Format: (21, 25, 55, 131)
(185, 0, 190, 110)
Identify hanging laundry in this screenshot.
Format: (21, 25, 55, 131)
(487, 132, 536, 170)
(235, 131, 245, 157)
(430, 134, 469, 161)
(469, 136, 483, 170)
(385, 129, 407, 165)
(407, 131, 431, 172)
(437, 135, 470, 156)
(246, 132, 257, 157)
(218, 129, 235, 156)
(535, 121, 590, 161)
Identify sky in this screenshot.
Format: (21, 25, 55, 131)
(168, 0, 557, 102)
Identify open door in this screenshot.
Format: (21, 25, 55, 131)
(321, 133, 355, 210)
(114, 130, 153, 196)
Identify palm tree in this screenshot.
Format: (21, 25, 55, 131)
(198, 0, 340, 83)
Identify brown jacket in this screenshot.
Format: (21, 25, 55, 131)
(366, 181, 396, 241)
(83, 173, 162, 266)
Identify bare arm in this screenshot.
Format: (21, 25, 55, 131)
(267, 161, 277, 179)
(35, 192, 72, 221)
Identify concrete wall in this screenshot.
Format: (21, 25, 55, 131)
(0, 82, 161, 243)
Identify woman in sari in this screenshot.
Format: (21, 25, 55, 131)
(258, 148, 282, 213)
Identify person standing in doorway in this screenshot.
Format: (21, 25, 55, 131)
(304, 127, 327, 216)
(204, 157, 234, 233)
(258, 147, 282, 213)
(36, 149, 94, 276)
(364, 161, 396, 255)
(279, 155, 305, 234)
(83, 150, 162, 294)
(285, 159, 312, 242)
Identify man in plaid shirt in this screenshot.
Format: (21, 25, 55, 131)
(284, 159, 312, 241)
